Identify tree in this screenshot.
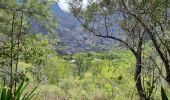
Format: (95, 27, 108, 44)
(68, 0, 169, 99)
(118, 0, 170, 84)
(0, 0, 57, 99)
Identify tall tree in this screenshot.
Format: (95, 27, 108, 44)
(118, 0, 170, 84)
(68, 0, 170, 99)
(0, 0, 57, 99)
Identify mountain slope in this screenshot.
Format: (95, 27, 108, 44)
(51, 4, 120, 54)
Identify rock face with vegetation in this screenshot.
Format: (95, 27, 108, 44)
(51, 4, 121, 54)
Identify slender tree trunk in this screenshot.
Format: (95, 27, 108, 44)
(134, 56, 147, 100)
(10, 13, 15, 99)
(14, 11, 24, 100)
(134, 39, 148, 100)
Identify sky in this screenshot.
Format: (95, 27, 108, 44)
(56, 0, 89, 12)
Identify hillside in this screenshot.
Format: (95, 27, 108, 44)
(51, 4, 122, 54)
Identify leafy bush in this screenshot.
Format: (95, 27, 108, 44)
(0, 79, 37, 100)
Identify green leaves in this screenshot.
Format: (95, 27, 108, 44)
(0, 80, 37, 100)
(15, 80, 30, 100)
(0, 87, 11, 100)
(161, 86, 169, 100)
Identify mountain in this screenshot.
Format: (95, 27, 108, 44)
(50, 3, 121, 54)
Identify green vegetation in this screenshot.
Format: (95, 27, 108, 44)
(0, 0, 170, 100)
(0, 78, 37, 100)
(33, 50, 137, 100)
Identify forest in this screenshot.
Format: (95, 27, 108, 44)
(0, 0, 170, 100)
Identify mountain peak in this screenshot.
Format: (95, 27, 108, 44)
(51, 3, 68, 17)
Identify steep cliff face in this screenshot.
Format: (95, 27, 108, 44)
(51, 4, 120, 54)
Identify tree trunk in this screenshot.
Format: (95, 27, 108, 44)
(134, 39, 148, 100)
(134, 56, 147, 100)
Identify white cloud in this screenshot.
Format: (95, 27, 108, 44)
(57, 0, 70, 12)
(57, 0, 91, 12)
